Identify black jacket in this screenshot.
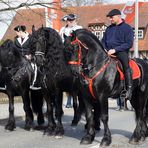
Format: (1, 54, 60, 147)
(14, 33, 33, 55)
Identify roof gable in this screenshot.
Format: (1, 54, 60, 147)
(3, 8, 46, 40)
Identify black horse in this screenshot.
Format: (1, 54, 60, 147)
(0, 39, 44, 131)
(64, 29, 148, 147)
(31, 26, 86, 138)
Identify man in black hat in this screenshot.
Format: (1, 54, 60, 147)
(102, 9, 134, 100)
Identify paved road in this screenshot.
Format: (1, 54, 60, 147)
(0, 99, 148, 148)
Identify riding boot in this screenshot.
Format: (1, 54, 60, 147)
(125, 69, 133, 100)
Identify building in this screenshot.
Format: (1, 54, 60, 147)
(2, 3, 148, 58)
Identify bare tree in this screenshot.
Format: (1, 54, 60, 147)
(0, 0, 62, 25)
(62, 0, 104, 7)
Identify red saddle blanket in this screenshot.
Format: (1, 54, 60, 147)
(117, 59, 141, 80)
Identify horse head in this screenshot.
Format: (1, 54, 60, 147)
(0, 39, 21, 68)
(31, 27, 47, 66)
(64, 29, 108, 78)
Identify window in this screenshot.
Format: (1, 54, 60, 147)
(94, 31, 105, 40)
(138, 30, 144, 39)
(95, 31, 101, 39)
(133, 29, 144, 39)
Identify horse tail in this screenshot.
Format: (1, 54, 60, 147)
(146, 99, 148, 122)
(30, 89, 43, 114)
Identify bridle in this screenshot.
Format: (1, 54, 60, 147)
(68, 37, 89, 65)
(34, 36, 46, 66)
(68, 36, 111, 99)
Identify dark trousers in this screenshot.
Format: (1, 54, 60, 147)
(115, 51, 130, 73)
(115, 51, 132, 91)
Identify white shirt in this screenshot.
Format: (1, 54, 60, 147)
(59, 24, 82, 42)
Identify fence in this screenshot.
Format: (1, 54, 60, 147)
(0, 93, 21, 104)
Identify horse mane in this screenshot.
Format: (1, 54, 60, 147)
(0, 39, 22, 63)
(74, 29, 105, 50)
(35, 27, 70, 78)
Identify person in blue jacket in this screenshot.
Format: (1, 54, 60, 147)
(102, 9, 134, 100)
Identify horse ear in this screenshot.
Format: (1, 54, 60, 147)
(32, 25, 35, 33)
(63, 33, 68, 40)
(71, 30, 77, 41)
(71, 30, 76, 38)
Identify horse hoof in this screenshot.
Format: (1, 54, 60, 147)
(140, 137, 145, 142)
(129, 137, 139, 145)
(100, 137, 111, 147)
(24, 125, 34, 131)
(80, 135, 94, 145)
(5, 125, 15, 131)
(44, 127, 55, 137)
(5, 123, 16, 131)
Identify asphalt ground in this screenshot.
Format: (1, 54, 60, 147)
(0, 98, 148, 148)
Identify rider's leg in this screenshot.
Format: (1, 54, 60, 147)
(116, 51, 133, 100)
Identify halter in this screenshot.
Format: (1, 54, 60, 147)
(68, 36, 111, 99)
(68, 37, 88, 65)
(35, 51, 45, 56)
(35, 51, 45, 66)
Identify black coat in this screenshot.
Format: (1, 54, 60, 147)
(14, 34, 33, 55)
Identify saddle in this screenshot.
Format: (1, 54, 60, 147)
(117, 59, 141, 80)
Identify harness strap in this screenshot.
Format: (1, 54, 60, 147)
(68, 37, 88, 65)
(35, 51, 45, 56)
(81, 59, 111, 99)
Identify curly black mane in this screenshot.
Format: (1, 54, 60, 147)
(75, 29, 105, 50)
(33, 27, 71, 79)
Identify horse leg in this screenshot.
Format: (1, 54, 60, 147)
(30, 90, 44, 125)
(94, 102, 101, 131)
(43, 92, 56, 136)
(71, 91, 85, 126)
(5, 92, 16, 131)
(71, 92, 78, 126)
(80, 98, 95, 144)
(100, 99, 111, 147)
(22, 90, 34, 130)
(129, 92, 148, 144)
(54, 90, 64, 138)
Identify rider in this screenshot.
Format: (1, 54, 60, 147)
(14, 25, 39, 89)
(59, 13, 83, 42)
(101, 9, 134, 100)
(59, 13, 82, 108)
(14, 25, 33, 60)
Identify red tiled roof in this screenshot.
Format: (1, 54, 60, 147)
(2, 8, 46, 40)
(61, 3, 148, 51)
(2, 3, 148, 51)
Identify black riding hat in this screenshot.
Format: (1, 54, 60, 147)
(61, 14, 77, 21)
(14, 25, 26, 32)
(106, 9, 121, 17)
